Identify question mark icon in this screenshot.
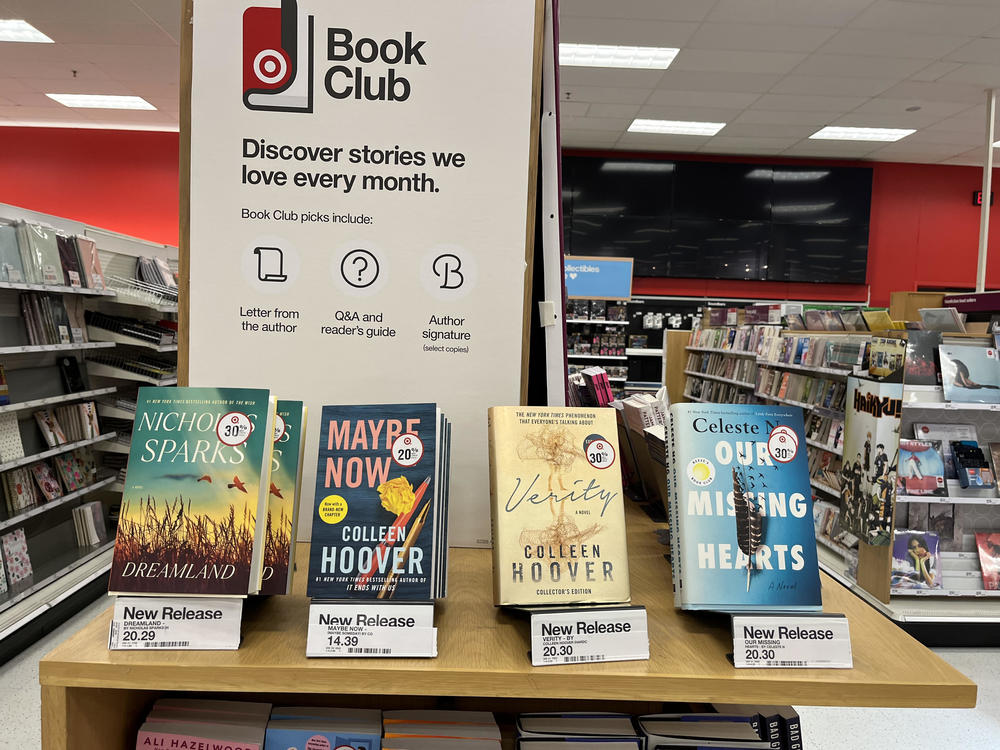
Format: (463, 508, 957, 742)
(340, 249, 379, 289)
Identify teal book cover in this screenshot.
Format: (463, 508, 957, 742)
(109, 386, 275, 596)
(260, 400, 306, 595)
(670, 403, 822, 611)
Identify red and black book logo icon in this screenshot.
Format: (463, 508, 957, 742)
(242, 0, 313, 112)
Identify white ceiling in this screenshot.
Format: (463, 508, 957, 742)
(561, 0, 1000, 165)
(0, 1, 998, 165)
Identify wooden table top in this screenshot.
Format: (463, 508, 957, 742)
(40, 503, 977, 708)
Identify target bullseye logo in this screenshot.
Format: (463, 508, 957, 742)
(253, 48, 288, 84)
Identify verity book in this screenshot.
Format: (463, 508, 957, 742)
(306, 403, 450, 601)
(840, 376, 902, 547)
(488, 406, 630, 607)
(667, 403, 821, 612)
(260, 400, 306, 596)
(109, 387, 276, 596)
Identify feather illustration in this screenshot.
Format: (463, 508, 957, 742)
(733, 467, 764, 592)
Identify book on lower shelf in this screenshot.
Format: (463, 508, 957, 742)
(1, 527, 32, 584)
(667, 402, 822, 612)
(108, 386, 277, 597)
(305, 403, 451, 602)
(488, 405, 630, 607)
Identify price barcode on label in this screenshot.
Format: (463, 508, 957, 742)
(146, 641, 191, 648)
(348, 647, 392, 655)
(559, 653, 606, 663)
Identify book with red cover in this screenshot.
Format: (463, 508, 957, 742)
(976, 533, 1000, 591)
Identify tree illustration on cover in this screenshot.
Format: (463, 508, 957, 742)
(516, 424, 602, 551)
(732, 465, 764, 592)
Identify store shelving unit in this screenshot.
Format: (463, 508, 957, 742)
(0, 202, 178, 656)
(38, 502, 976, 750)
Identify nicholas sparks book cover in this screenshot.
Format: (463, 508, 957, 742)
(260, 400, 306, 596)
(668, 403, 821, 612)
(488, 406, 630, 607)
(307, 403, 443, 601)
(109, 387, 276, 596)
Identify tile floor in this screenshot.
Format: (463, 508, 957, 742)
(2, 597, 998, 748)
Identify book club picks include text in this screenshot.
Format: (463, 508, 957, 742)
(667, 403, 822, 611)
(307, 403, 451, 601)
(109, 387, 277, 596)
(488, 406, 631, 607)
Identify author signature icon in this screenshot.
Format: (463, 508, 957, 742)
(432, 253, 464, 290)
(340, 248, 380, 288)
(253, 246, 288, 282)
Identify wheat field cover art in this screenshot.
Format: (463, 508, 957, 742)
(109, 387, 273, 595)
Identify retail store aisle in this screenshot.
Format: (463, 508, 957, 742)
(1, 597, 998, 748)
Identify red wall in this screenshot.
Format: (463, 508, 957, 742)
(569, 149, 1000, 307)
(1, 128, 996, 307)
(0, 127, 179, 247)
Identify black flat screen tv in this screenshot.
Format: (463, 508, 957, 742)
(562, 156, 873, 284)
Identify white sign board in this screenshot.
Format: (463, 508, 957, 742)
(108, 597, 243, 650)
(732, 614, 853, 669)
(530, 607, 649, 666)
(188, 0, 539, 546)
(306, 601, 436, 657)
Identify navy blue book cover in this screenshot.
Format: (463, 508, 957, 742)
(307, 403, 438, 600)
(671, 403, 822, 611)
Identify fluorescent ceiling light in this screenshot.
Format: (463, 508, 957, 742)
(746, 169, 830, 182)
(628, 119, 725, 136)
(0, 121, 178, 132)
(0, 20, 53, 43)
(559, 43, 678, 69)
(600, 161, 675, 173)
(46, 94, 156, 110)
(809, 126, 914, 142)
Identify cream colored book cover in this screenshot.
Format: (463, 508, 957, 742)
(488, 406, 630, 607)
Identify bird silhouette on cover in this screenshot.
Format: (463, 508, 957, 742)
(733, 466, 764, 592)
(227, 475, 247, 493)
(197, 475, 211, 483)
(269, 482, 283, 498)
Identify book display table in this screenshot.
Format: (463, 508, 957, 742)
(39, 505, 976, 750)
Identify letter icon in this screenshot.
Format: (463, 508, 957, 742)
(432, 253, 464, 290)
(254, 246, 288, 282)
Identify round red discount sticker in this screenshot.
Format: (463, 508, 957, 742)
(767, 425, 799, 463)
(217, 412, 252, 446)
(392, 433, 424, 467)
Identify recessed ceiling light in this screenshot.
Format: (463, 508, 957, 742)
(0, 20, 53, 43)
(559, 43, 679, 69)
(628, 119, 726, 136)
(809, 126, 915, 142)
(600, 161, 675, 172)
(46, 94, 156, 110)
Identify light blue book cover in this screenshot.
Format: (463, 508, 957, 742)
(670, 403, 822, 611)
(264, 720, 380, 750)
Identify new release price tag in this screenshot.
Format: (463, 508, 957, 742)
(732, 613, 853, 669)
(306, 602, 437, 657)
(530, 606, 649, 666)
(108, 597, 243, 650)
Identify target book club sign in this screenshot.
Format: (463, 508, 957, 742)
(187, 0, 540, 546)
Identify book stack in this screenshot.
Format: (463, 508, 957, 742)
(2, 447, 98, 516)
(756, 368, 848, 411)
(135, 698, 271, 750)
(33, 401, 100, 447)
(488, 405, 630, 607)
(639, 708, 796, 750)
(666, 403, 822, 612)
(688, 351, 757, 385)
(266, 706, 381, 749)
(72, 500, 108, 547)
(109, 387, 280, 596)
(813, 499, 859, 553)
(516, 712, 641, 748)
(19, 292, 88, 346)
(582, 366, 614, 406)
(807, 448, 842, 492)
(383, 710, 500, 750)
(2, 468, 40, 515)
(13, 221, 62, 285)
(1, 528, 33, 586)
(261, 400, 306, 595)
(306, 403, 451, 602)
(805, 412, 844, 453)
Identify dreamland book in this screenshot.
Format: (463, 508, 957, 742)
(306, 403, 449, 601)
(108, 386, 276, 596)
(260, 400, 306, 595)
(667, 403, 821, 612)
(839, 376, 902, 547)
(488, 406, 630, 607)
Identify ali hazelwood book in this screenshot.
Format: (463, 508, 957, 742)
(109, 387, 276, 596)
(307, 403, 449, 601)
(488, 406, 630, 607)
(667, 403, 821, 612)
(260, 401, 306, 595)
